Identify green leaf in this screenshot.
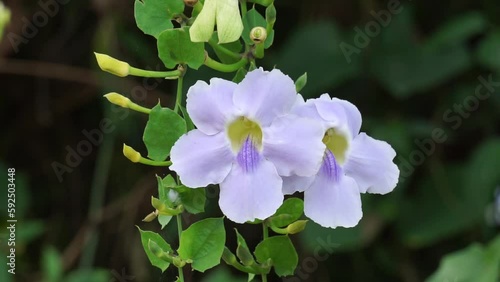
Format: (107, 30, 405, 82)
(477, 30, 500, 71)
(179, 105, 195, 131)
(426, 236, 500, 282)
(137, 227, 172, 272)
(156, 175, 175, 228)
(42, 247, 63, 282)
(233, 67, 248, 83)
(201, 267, 247, 282)
(273, 22, 360, 98)
(254, 236, 298, 277)
(174, 186, 206, 214)
(269, 198, 304, 228)
(65, 270, 110, 282)
(178, 217, 226, 272)
(158, 27, 206, 69)
(242, 9, 274, 48)
(134, 0, 185, 38)
(211, 32, 243, 64)
(143, 103, 186, 161)
(424, 11, 488, 50)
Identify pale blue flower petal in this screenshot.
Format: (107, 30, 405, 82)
(263, 115, 325, 177)
(170, 130, 233, 188)
(219, 153, 283, 223)
(314, 94, 362, 138)
(186, 78, 237, 135)
(344, 133, 399, 194)
(304, 151, 363, 228)
(282, 175, 314, 195)
(233, 68, 297, 126)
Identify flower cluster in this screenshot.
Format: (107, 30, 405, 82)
(170, 68, 399, 228)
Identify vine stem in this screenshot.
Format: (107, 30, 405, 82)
(262, 223, 269, 282)
(174, 70, 184, 113)
(204, 54, 248, 73)
(177, 214, 185, 282)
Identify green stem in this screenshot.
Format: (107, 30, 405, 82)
(240, 0, 248, 17)
(262, 223, 269, 282)
(129, 66, 181, 79)
(204, 54, 248, 73)
(139, 158, 172, 167)
(128, 102, 151, 114)
(176, 215, 185, 282)
(174, 73, 184, 113)
(208, 37, 241, 61)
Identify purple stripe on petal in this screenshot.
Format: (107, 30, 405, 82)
(237, 137, 261, 173)
(321, 150, 341, 181)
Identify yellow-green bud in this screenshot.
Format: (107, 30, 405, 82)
(123, 144, 141, 163)
(266, 4, 276, 26)
(0, 2, 11, 40)
(94, 52, 130, 77)
(286, 220, 308, 235)
(104, 92, 130, 108)
(142, 210, 158, 222)
(236, 244, 255, 266)
(250, 27, 267, 44)
(222, 247, 238, 265)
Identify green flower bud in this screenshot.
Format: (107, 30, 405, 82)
(295, 72, 308, 92)
(222, 247, 238, 265)
(142, 210, 158, 222)
(0, 2, 11, 40)
(104, 92, 131, 108)
(250, 27, 267, 44)
(266, 3, 276, 26)
(286, 220, 308, 234)
(122, 144, 141, 163)
(94, 52, 130, 77)
(236, 243, 256, 266)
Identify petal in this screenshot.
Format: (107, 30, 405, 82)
(282, 175, 314, 195)
(170, 130, 233, 188)
(290, 95, 325, 124)
(263, 116, 325, 177)
(219, 159, 284, 223)
(215, 0, 243, 43)
(233, 68, 297, 126)
(344, 133, 399, 194)
(304, 173, 363, 228)
(186, 78, 237, 135)
(189, 0, 216, 42)
(313, 94, 361, 138)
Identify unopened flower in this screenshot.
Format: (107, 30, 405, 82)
(284, 94, 399, 228)
(170, 69, 325, 223)
(189, 0, 243, 44)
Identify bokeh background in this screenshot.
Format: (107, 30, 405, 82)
(1, 0, 499, 281)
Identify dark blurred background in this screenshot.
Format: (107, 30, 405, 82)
(0, 0, 499, 281)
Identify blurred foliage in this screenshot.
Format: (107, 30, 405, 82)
(0, 0, 499, 281)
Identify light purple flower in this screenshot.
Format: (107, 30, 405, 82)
(283, 94, 400, 228)
(170, 69, 325, 223)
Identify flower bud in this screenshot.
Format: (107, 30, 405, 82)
(104, 92, 130, 108)
(0, 2, 11, 39)
(295, 72, 308, 92)
(94, 52, 130, 77)
(236, 243, 255, 266)
(286, 220, 308, 234)
(250, 27, 267, 44)
(222, 247, 238, 265)
(183, 0, 198, 7)
(123, 144, 141, 163)
(142, 210, 158, 222)
(266, 4, 276, 26)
